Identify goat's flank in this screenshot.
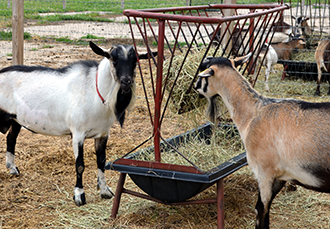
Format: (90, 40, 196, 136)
(271, 36, 305, 60)
(0, 41, 156, 206)
(195, 53, 330, 229)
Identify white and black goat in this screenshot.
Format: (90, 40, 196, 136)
(0, 41, 156, 206)
(293, 16, 312, 37)
(315, 39, 330, 95)
(195, 53, 330, 229)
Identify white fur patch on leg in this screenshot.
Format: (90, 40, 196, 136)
(6, 152, 19, 175)
(73, 187, 86, 206)
(97, 169, 114, 199)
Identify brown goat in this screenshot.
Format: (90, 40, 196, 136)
(315, 39, 330, 95)
(271, 37, 305, 60)
(195, 53, 330, 229)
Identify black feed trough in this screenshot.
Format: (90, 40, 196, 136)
(278, 60, 330, 81)
(105, 123, 247, 203)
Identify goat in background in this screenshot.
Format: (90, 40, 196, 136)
(255, 36, 305, 91)
(195, 53, 330, 229)
(315, 38, 330, 95)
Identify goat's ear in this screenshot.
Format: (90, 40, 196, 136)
(291, 15, 297, 20)
(199, 56, 214, 72)
(138, 51, 158, 60)
(89, 41, 111, 59)
(233, 52, 252, 68)
(198, 68, 214, 78)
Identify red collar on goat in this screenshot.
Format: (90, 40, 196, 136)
(95, 69, 106, 104)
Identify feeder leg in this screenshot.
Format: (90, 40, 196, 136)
(217, 179, 225, 229)
(111, 173, 127, 218)
(281, 65, 288, 81)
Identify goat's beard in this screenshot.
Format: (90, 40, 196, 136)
(120, 85, 132, 94)
(206, 95, 219, 124)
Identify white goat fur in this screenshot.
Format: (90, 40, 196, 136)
(0, 42, 155, 206)
(255, 44, 278, 91)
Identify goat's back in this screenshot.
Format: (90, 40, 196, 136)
(246, 99, 330, 162)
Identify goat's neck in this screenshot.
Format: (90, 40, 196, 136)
(96, 58, 120, 108)
(217, 68, 261, 135)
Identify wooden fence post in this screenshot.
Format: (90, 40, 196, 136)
(221, 0, 236, 54)
(121, 0, 124, 10)
(12, 0, 24, 65)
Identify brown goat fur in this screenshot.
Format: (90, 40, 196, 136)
(315, 39, 330, 95)
(271, 37, 305, 60)
(195, 53, 330, 229)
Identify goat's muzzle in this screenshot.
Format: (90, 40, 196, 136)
(120, 77, 133, 93)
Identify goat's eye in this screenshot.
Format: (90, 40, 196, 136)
(112, 61, 117, 66)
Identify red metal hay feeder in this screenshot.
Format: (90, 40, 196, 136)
(106, 4, 288, 228)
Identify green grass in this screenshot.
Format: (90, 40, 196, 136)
(0, 0, 285, 22)
(0, 30, 32, 40)
(81, 34, 105, 39)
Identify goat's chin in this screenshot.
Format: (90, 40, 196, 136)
(120, 86, 132, 94)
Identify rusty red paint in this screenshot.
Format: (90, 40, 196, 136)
(113, 158, 203, 174)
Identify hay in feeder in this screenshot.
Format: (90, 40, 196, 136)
(162, 47, 221, 114)
(134, 125, 244, 172)
(291, 48, 316, 62)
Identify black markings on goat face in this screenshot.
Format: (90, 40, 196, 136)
(110, 45, 137, 94)
(195, 67, 216, 98)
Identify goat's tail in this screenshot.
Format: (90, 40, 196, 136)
(206, 95, 219, 124)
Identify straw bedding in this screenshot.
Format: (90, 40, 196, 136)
(0, 40, 330, 229)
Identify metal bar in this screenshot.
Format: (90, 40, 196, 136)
(110, 173, 127, 218)
(112, 158, 203, 174)
(160, 23, 202, 117)
(123, 188, 218, 205)
(129, 17, 154, 127)
(132, 4, 288, 14)
(123, 5, 289, 24)
(159, 135, 204, 173)
(217, 179, 225, 229)
(185, 23, 221, 95)
(154, 19, 165, 162)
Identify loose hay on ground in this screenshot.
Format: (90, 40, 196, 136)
(1, 40, 330, 229)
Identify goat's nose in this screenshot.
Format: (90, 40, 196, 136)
(121, 78, 131, 85)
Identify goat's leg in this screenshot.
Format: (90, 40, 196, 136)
(315, 64, 322, 96)
(95, 136, 114, 199)
(264, 63, 271, 92)
(72, 133, 86, 206)
(6, 121, 21, 175)
(255, 178, 286, 229)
